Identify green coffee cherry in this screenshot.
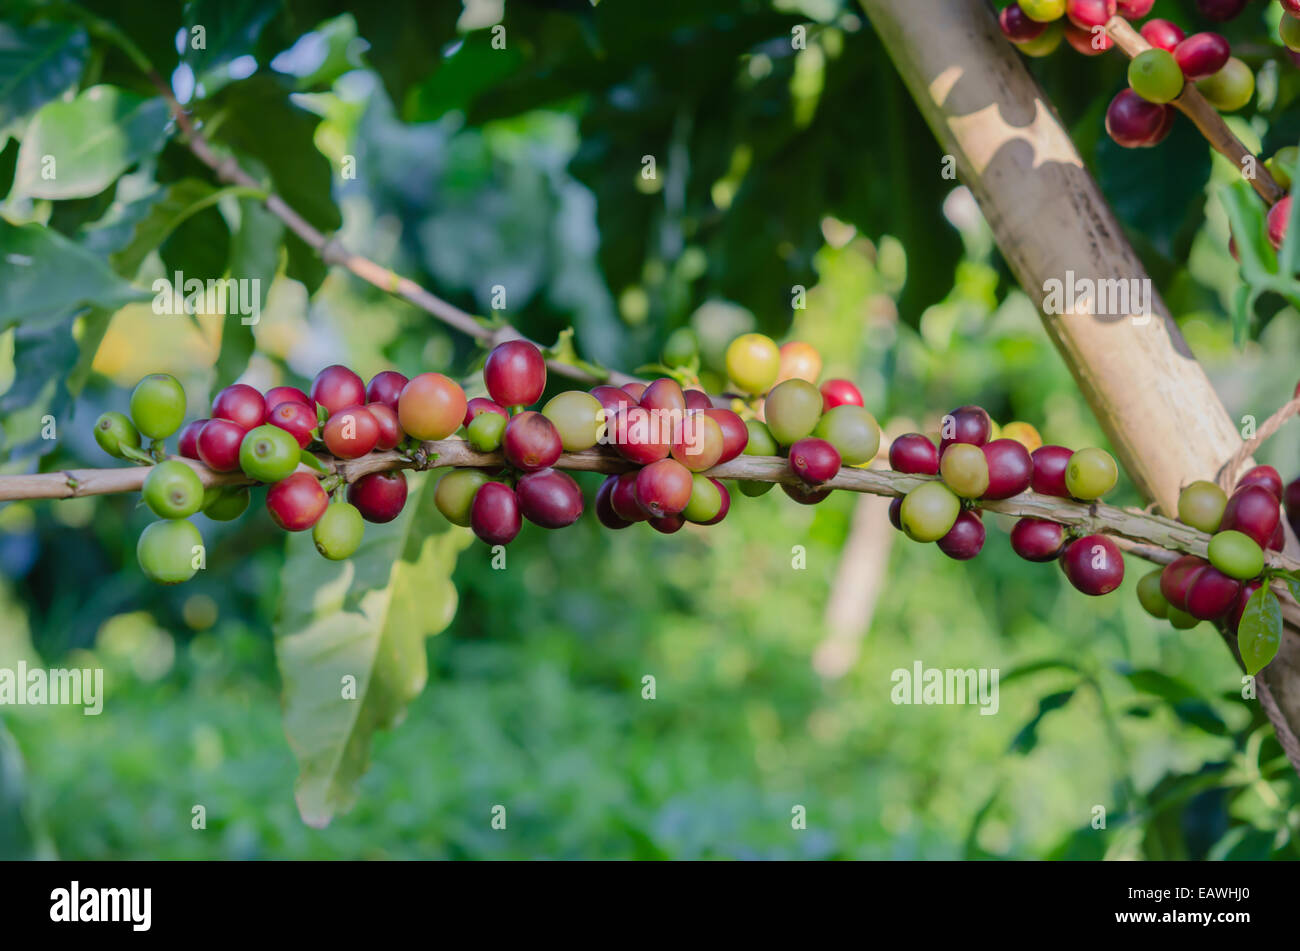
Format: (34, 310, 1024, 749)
(1207, 530, 1264, 580)
(94, 411, 142, 459)
(1136, 569, 1169, 619)
(137, 519, 202, 584)
(202, 486, 250, 521)
(129, 373, 187, 440)
(1177, 480, 1227, 534)
(467, 412, 508, 452)
(313, 502, 366, 560)
(143, 460, 204, 519)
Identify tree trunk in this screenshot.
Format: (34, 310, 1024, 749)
(858, 0, 1300, 771)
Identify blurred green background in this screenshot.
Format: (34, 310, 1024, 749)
(1, 0, 1299, 859)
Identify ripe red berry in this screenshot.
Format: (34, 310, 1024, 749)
(703, 408, 748, 463)
(937, 510, 986, 561)
(267, 400, 316, 449)
(1195, 0, 1247, 22)
(610, 405, 671, 465)
(347, 470, 408, 523)
(1268, 196, 1291, 251)
(700, 478, 731, 526)
(470, 481, 521, 545)
(1236, 464, 1282, 501)
(502, 411, 563, 472)
(367, 402, 402, 451)
(398, 373, 467, 441)
(1270, 520, 1285, 551)
(1285, 477, 1300, 535)
(263, 386, 311, 417)
(515, 468, 585, 528)
(1061, 535, 1125, 596)
(635, 458, 694, 518)
(819, 379, 864, 414)
(621, 382, 647, 401)
(649, 514, 686, 534)
(640, 377, 686, 415)
(178, 419, 207, 460)
(483, 340, 546, 408)
(595, 475, 632, 530)
(1285, 0, 1300, 17)
(789, 438, 841, 486)
(1066, 0, 1115, 29)
(1160, 555, 1210, 612)
(981, 438, 1033, 499)
(610, 471, 649, 522)
(1117, 0, 1154, 16)
(1185, 564, 1241, 620)
(364, 371, 409, 412)
(1228, 580, 1264, 633)
(1010, 518, 1065, 562)
(1000, 3, 1049, 43)
(1064, 20, 1113, 55)
(1031, 445, 1074, 497)
(889, 434, 940, 475)
(1174, 33, 1230, 81)
(1106, 90, 1172, 148)
(1140, 19, 1185, 52)
(781, 482, 832, 505)
(683, 389, 712, 411)
(1220, 484, 1281, 548)
(464, 397, 508, 428)
(211, 383, 265, 431)
(323, 406, 380, 459)
(590, 385, 633, 419)
(196, 418, 247, 472)
(266, 472, 328, 531)
(888, 496, 903, 531)
(670, 412, 724, 472)
(940, 405, 991, 453)
(310, 365, 366, 415)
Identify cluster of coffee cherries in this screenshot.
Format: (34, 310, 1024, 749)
(998, 2, 1258, 147)
(1137, 464, 1290, 632)
(887, 406, 1127, 596)
(445, 333, 880, 544)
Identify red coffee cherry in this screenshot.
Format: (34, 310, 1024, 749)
(1160, 554, 1209, 612)
(888, 496, 904, 531)
(1066, 0, 1115, 30)
(819, 378, 864, 413)
(502, 411, 562, 472)
(483, 340, 546, 408)
(703, 408, 749, 463)
(595, 475, 632, 530)
(649, 514, 686, 534)
(610, 471, 649, 523)
(1196, 0, 1247, 22)
(635, 458, 694, 518)
(981, 438, 1033, 499)
(323, 405, 380, 459)
(367, 402, 403, 451)
(1236, 464, 1283, 501)
(178, 418, 207, 460)
(669, 412, 724, 472)
(1117, 0, 1154, 16)
(590, 385, 633, 418)
(310, 365, 366, 415)
(1030, 445, 1074, 497)
(781, 482, 833, 505)
(515, 468, 585, 529)
(1268, 196, 1290, 250)
(640, 377, 686, 414)
(939, 405, 991, 453)
(1185, 565, 1242, 620)
(937, 510, 986, 561)
(463, 396, 509, 428)
(610, 405, 671, 465)
(1000, 3, 1048, 43)
(684, 389, 713, 410)
(1174, 33, 1230, 81)
(1061, 535, 1125, 596)
(398, 373, 467, 441)
(889, 433, 940, 475)
(699, 478, 731, 526)
(267, 400, 316, 449)
(197, 418, 247, 472)
(1064, 21, 1113, 56)
(263, 386, 311, 417)
(1105, 90, 1172, 148)
(1228, 580, 1264, 633)
(347, 470, 408, 523)
(1140, 19, 1185, 52)
(1284, 477, 1300, 535)
(266, 472, 328, 531)
(621, 382, 647, 401)
(211, 383, 266, 431)
(789, 437, 841, 486)
(470, 481, 521, 545)
(1010, 518, 1065, 562)
(365, 370, 409, 412)
(1220, 484, 1281, 548)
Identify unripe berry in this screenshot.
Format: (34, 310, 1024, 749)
(542, 390, 605, 451)
(266, 472, 328, 531)
(1128, 48, 1184, 104)
(1282, 15, 1300, 54)
(1000, 421, 1043, 453)
(94, 411, 142, 459)
(348, 470, 408, 524)
(142, 460, 204, 519)
(1019, 0, 1066, 21)
(899, 481, 961, 542)
(398, 373, 467, 441)
(467, 411, 507, 452)
(434, 468, 491, 527)
(240, 423, 302, 482)
(1061, 535, 1124, 596)
(1064, 447, 1118, 500)
(1177, 480, 1227, 533)
(137, 519, 202, 584)
(775, 341, 822, 386)
(1135, 569, 1169, 619)
(724, 333, 780, 394)
(1196, 58, 1254, 112)
(201, 485, 249, 521)
(313, 503, 365, 560)
(812, 405, 880, 466)
(764, 379, 822, 445)
(1207, 529, 1265, 580)
(310, 365, 365, 415)
(483, 340, 546, 408)
(939, 443, 990, 499)
(130, 373, 187, 440)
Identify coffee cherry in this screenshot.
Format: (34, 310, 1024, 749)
(1061, 535, 1124, 596)
(1208, 529, 1264, 580)
(1064, 447, 1118, 500)
(939, 405, 991, 452)
(703, 408, 748, 462)
(684, 389, 712, 411)
(775, 341, 822, 385)
(1116, 0, 1153, 15)
(1065, 0, 1113, 28)
(464, 397, 509, 428)
(1268, 196, 1290, 251)
(789, 438, 841, 486)
(367, 403, 402, 451)
(1140, 19, 1185, 53)
(1228, 580, 1263, 633)
(819, 378, 864, 413)
(94, 411, 142, 459)
(130, 373, 187, 439)
(1185, 565, 1241, 620)
(137, 519, 202, 584)
(1167, 606, 1200, 630)
(671, 412, 724, 472)
(940, 443, 990, 499)
(313, 502, 365, 560)
(467, 411, 507, 452)
(900, 482, 961, 542)
(889, 433, 940, 475)
(264, 386, 311, 416)
(812, 404, 880, 466)
(398, 373, 467, 441)
(590, 385, 633, 420)
(1001, 2, 1049, 42)
(211, 383, 265, 431)
(1018, 21, 1065, 56)
(1282, 15, 1300, 54)
(177, 418, 206, 460)
(500, 411, 561, 472)
(1020, 0, 1066, 21)
(888, 496, 904, 531)
(1236, 465, 1282, 502)
(1285, 0, 1300, 17)
(700, 478, 731, 525)
(310, 365, 366, 415)
(1177, 480, 1227, 533)
(725, 333, 780, 394)
(763, 379, 822, 445)
(1000, 422, 1043, 453)
(981, 439, 1033, 499)
(649, 514, 687, 533)
(1196, 0, 1246, 21)
(1011, 517, 1065, 562)
(238, 424, 301, 483)
(322, 406, 380, 460)
(470, 482, 521, 545)
(365, 371, 408, 413)
(542, 390, 605, 451)
(610, 471, 650, 521)
(196, 419, 247, 473)
(682, 473, 724, 524)
(738, 419, 777, 497)
(434, 469, 491, 526)
(662, 327, 699, 369)
(1269, 520, 1285, 552)
(1161, 555, 1209, 612)
(1106, 90, 1172, 148)
(1174, 33, 1230, 81)
(621, 382, 647, 401)
(1129, 48, 1183, 104)
(1267, 147, 1299, 190)
(640, 377, 686, 415)
(202, 485, 249, 521)
(781, 482, 833, 505)
(267, 401, 316, 449)
(1285, 478, 1300, 535)
(937, 511, 986, 561)
(484, 340, 547, 408)
(595, 475, 632, 530)
(1196, 58, 1253, 112)
(515, 468, 585, 528)
(1031, 445, 1073, 497)
(143, 460, 204, 519)
(635, 458, 693, 518)
(610, 405, 670, 465)
(1063, 20, 1111, 56)
(1220, 484, 1280, 547)
(347, 470, 407, 524)
(266, 472, 328, 531)
(1136, 569, 1169, 619)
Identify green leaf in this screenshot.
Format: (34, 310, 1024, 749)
(1121, 668, 1198, 705)
(109, 178, 249, 279)
(1238, 585, 1282, 677)
(274, 474, 472, 827)
(182, 0, 280, 80)
(214, 197, 282, 389)
(0, 23, 89, 137)
(13, 85, 170, 200)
